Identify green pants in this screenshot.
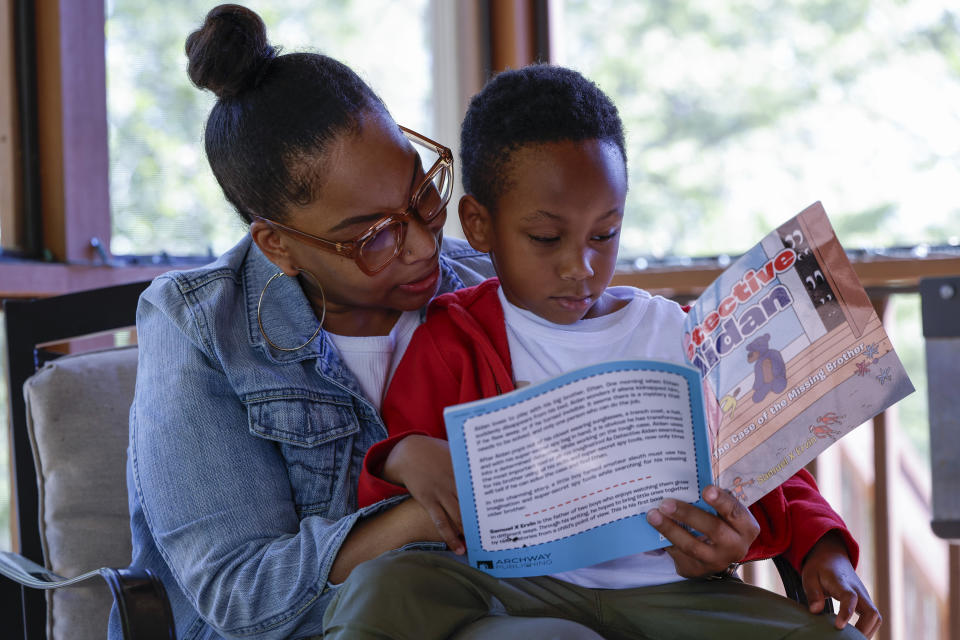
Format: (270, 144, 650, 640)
(322, 550, 867, 640)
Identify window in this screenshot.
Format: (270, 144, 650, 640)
(105, 0, 433, 257)
(553, 0, 960, 259)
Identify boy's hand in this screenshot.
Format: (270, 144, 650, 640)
(646, 485, 759, 578)
(383, 435, 465, 555)
(801, 530, 881, 638)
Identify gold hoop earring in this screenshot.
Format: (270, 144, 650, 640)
(257, 269, 326, 352)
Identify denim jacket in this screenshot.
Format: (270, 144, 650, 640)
(109, 235, 493, 640)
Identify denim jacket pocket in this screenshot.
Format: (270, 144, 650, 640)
(246, 392, 360, 517)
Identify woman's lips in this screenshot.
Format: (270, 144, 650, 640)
(398, 266, 440, 294)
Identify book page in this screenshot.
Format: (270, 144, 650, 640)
(444, 361, 713, 577)
(683, 202, 914, 504)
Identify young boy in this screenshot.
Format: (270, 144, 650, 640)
(344, 65, 879, 639)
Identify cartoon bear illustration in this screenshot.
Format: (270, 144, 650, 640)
(746, 333, 787, 403)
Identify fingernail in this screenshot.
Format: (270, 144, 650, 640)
(659, 499, 677, 514)
(647, 509, 663, 526)
(705, 486, 719, 501)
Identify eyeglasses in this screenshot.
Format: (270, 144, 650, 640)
(256, 125, 453, 275)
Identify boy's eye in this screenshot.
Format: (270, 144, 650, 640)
(528, 234, 560, 244)
(592, 228, 620, 242)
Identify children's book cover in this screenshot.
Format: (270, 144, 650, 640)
(443, 202, 914, 578)
(686, 201, 914, 503)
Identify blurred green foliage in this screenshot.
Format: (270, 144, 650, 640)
(559, 0, 960, 258)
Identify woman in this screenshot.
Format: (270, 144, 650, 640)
(107, 5, 493, 638)
(111, 5, 843, 639)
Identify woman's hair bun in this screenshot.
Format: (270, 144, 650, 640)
(185, 4, 277, 99)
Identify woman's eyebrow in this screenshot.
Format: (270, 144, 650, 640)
(327, 150, 423, 233)
(407, 150, 424, 190)
(328, 211, 394, 232)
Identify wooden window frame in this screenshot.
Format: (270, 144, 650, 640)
(0, 0, 20, 252)
(0, 0, 194, 299)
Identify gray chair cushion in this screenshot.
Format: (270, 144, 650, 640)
(24, 346, 138, 640)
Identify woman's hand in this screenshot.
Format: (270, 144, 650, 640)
(382, 435, 465, 554)
(646, 485, 759, 577)
(802, 530, 881, 638)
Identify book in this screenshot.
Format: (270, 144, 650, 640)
(442, 201, 914, 578)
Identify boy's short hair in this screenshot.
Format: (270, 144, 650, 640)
(460, 64, 626, 209)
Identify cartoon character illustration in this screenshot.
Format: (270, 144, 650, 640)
(731, 476, 755, 502)
(719, 386, 741, 424)
(746, 334, 787, 403)
(816, 412, 844, 426)
(810, 413, 844, 440)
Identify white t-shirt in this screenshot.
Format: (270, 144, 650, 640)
(326, 310, 421, 412)
(499, 285, 688, 589)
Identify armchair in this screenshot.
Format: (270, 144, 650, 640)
(2, 281, 174, 640)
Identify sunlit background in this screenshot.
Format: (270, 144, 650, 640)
(102, 0, 960, 260)
(92, 0, 956, 519)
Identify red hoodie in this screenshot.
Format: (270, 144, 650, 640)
(359, 278, 858, 570)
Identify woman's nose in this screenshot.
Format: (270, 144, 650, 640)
(401, 210, 443, 261)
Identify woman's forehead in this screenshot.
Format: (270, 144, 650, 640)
(309, 115, 418, 225)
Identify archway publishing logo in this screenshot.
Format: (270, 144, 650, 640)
(476, 553, 554, 570)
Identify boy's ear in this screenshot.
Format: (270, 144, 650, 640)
(458, 194, 494, 253)
(250, 219, 300, 277)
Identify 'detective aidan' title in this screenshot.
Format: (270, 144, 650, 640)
(684, 248, 797, 376)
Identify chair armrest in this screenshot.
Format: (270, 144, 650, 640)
(772, 554, 834, 614)
(102, 567, 176, 640)
(0, 551, 175, 640)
